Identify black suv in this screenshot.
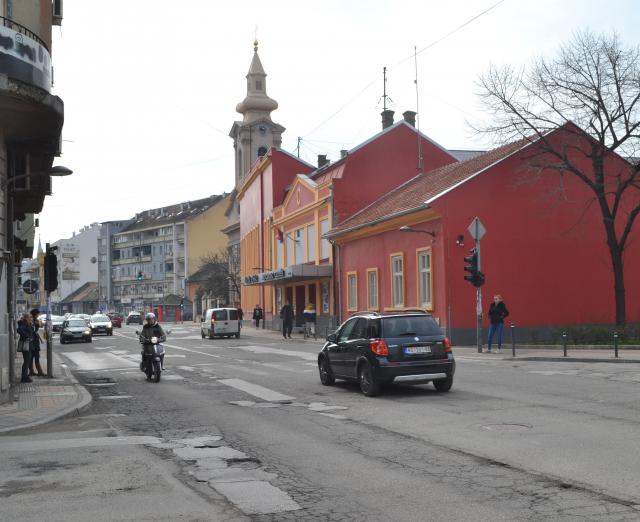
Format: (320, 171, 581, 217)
(318, 312, 455, 396)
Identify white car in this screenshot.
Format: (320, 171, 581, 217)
(89, 314, 113, 336)
(201, 308, 240, 339)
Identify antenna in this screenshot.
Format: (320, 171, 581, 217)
(414, 46, 423, 173)
(297, 136, 302, 158)
(378, 66, 393, 110)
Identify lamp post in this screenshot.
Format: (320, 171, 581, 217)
(399, 225, 436, 238)
(3, 165, 73, 382)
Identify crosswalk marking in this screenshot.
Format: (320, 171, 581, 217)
(63, 352, 138, 370)
(218, 378, 295, 402)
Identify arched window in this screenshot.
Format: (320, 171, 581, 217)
(257, 146, 267, 158)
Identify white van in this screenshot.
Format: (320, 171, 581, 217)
(201, 308, 240, 339)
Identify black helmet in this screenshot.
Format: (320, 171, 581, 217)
(144, 312, 156, 325)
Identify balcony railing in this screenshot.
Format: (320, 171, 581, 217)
(1, 16, 49, 52)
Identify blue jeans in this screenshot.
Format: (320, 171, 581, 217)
(487, 323, 504, 351)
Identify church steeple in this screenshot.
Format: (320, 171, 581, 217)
(229, 41, 285, 187)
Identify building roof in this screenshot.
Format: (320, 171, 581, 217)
(327, 137, 530, 238)
(120, 194, 227, 233)
(61, 282, 98, 304)
(447, 149, 486, 161)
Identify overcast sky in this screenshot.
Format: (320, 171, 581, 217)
(39, 0, 638, 246)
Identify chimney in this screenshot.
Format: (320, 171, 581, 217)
(381, 109, 394, 129)
(340, 149, 348, 159)
(317, 154, 329, 168)
(402, 110, 417, 127)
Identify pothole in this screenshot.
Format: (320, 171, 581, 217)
(480, 423, 532, 432)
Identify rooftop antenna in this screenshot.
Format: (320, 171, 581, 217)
(378, 66, 394, 109)
(414, 46, 423, 173)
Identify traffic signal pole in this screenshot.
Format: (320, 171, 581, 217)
(475, 240, 483, 354)
(46, 291, 53, 377)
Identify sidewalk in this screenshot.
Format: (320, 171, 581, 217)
(452, 345, 640, 363)
(0, 353, 92, 434)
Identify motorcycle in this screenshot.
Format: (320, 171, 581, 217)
(135, 330, 169, 382)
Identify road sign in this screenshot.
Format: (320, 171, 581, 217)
(23, 279, 38, 295)
(467, 217, 486, 241)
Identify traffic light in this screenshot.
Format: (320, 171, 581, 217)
(463, 249, 485, 287)
(137, 271, 143, 281)
(44, 244, 58, 292)
(179, 299, 184, 310)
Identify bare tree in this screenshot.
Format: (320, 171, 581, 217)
(477, 30, 640, 326)
(196, 248, 241, 306)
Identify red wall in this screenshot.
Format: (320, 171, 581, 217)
(333, 123, 456, 224)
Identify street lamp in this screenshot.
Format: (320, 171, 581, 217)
(3, 165, 73, 382)
(399, 225, 436, 238)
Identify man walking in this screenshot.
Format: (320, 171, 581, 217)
(487, 294, 509, 353)
(280, 300, 294, 339)
(252, 304, 263, 329)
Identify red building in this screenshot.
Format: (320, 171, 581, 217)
(327, 124, 640, 343)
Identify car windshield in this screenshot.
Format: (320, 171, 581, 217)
(382, 316, 442, 337)
(67, 320, 86, 328)
(92, 315, 109, 322)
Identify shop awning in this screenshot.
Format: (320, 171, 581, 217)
(242, 264, 332, 286)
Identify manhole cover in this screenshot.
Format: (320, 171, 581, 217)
(481, 423, 532, 432)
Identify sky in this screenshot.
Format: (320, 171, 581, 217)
(39, 0, 639, 246)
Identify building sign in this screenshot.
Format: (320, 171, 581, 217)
(242, 265, 332, 286)
(242, 268, 289, 285)
(61, 248, 80, 280)
(0, 25, 52, 91)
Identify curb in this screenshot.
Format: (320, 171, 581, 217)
(504, 356, 640, 364)
(0, 354, 93, 434)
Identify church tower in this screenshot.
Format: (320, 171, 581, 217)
(229, 41, 285, 188)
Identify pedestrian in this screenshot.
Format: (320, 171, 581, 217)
(17, 313, 33, 383)
(29, 308, 45, 376)
(236, 304, 244, 329)
(279, 300, 294, 339)
(252, 304, 263, 329)
(303, 303, 316, 337)
(487, 294, 509, 353)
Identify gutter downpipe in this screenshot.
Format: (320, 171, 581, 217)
(260, 168, 265, 328)
(330, 185, 341, 327)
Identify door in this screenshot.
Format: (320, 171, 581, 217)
(343, 318, 369, 378)
(329, 317, 357, 377)
(295, 285, 305, 327)
(212, 309, 229, 333)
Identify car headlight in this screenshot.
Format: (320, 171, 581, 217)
(84, 330, 91, 335)
(107, 322, 112, 328)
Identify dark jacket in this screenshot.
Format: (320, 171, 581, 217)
(140, 322, 166, 344)
(237, 308, 244, 320)
(488, 301, 509, 324)
(252, 307, 263, 320)
(30, 320, 41, 351)
(17, 319, 32, 342)
(280, 304, 294, 322)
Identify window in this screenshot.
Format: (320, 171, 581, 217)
(321, 281, 330, 313)
(391, 254, 404, 308)
(337, 318, 357, 343)
(367, 269, 378, 310)
(417, 249, 433, 309)
(286, 232, 294, 267)
(347, 272, 357, 310)
(349, 318, 368, 340)
(276, 237, 283, 269)
(320, 219, 330, 259)
(294, 228, 304, 264)
(307, 224, 316, 263)
(257, 146, 267, 157)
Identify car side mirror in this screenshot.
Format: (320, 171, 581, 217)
(327, 333, 337, 343)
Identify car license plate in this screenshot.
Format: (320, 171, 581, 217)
(405, 346, 431, 354)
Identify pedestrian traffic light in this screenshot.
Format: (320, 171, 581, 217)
(137, 271, 143, 281)
(44, 245, 58, 292)
(463, 249, 485, 287)
(179, 299, 184, 310)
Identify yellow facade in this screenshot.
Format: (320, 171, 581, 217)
(186, 194, 230, 277)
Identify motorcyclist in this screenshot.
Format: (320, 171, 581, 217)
(139, 312, 167, 370)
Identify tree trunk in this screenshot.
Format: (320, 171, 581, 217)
(609, 244, 626, 326)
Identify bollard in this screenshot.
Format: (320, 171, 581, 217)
(510, 323, 516, 357)
(562, 331, 567, 357)
(614, 331, 619, 358)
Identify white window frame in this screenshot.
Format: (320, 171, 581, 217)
(390, 253, 404, 308)
(366, 268, 379, 310)
(417, 248, 433, 309)
(347, 271, 358, 311)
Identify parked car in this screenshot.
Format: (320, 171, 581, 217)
(107, 313, 123, 328)
(51, 315, 65, 332)
(59, 318, 93, 344)
(317, 311, 455, 397)
(126, 311, 142, 325)
(89, 314, 113, 335)
(201, 308, 240, 339)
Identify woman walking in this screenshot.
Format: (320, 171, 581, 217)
(17, 313, 33, 383)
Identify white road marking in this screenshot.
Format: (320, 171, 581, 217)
(238, 345, 317, 361)
(214, 481, 300, 515)
(218, 379, 295, 402)
(164, 354, 186, 358)
(63, 352, 138, 370)
(84, 383, 117, 387)
(0, 435, 159, 452)
(98, 395, 133, 400)
(317, 413, 348, 420)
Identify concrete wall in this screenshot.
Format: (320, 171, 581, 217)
(186, 196, 229, 277)
(0, 130, 9, 402)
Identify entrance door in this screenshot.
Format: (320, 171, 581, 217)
(295, 285, 305, 327)
(307, 283, 316, 306)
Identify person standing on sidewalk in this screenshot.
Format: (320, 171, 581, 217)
(487, 295, 509, 353)
(17, 313, 33, 383)
(236, 304, 244, 329)
(280, 300, 294, 339)
(252, 304, 263, 329)
(303, 303, 317, 338)
(29, 308, 45, 376)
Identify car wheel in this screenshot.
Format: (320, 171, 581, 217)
(318, 356, 335, 385)
(359, 362, 380, 397)
(433, 376, 453, 392)
(60, 338, 66, 345)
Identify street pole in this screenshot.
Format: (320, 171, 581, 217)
(46, 290, 53, 377)
(474, 227, 483, 354)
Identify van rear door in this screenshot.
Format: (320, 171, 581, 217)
(213, 309, 229, 332)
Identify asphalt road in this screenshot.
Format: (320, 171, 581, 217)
(1, 324, 639, 521)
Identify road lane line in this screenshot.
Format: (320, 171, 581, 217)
(218, 379, 295, 402)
